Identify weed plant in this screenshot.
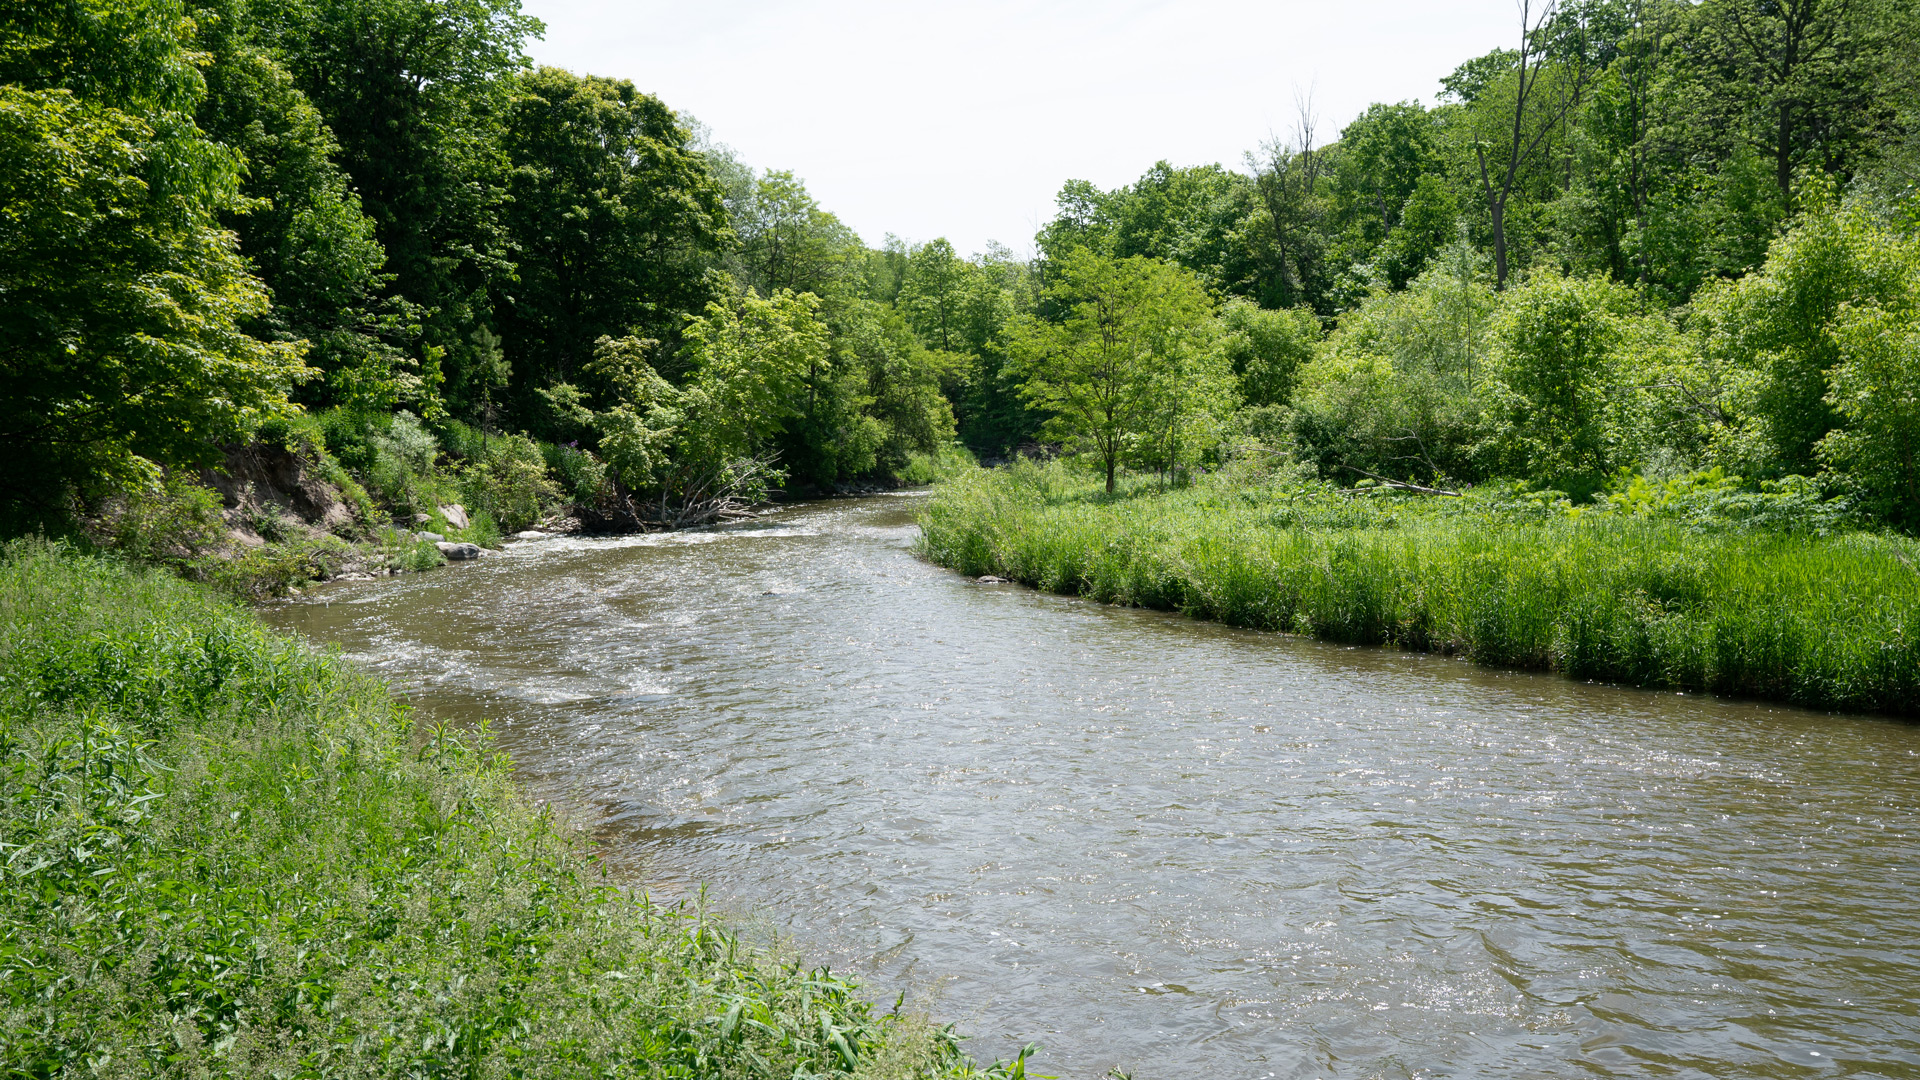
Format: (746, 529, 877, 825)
(918, 462, 1920, 715)
(0, 542, 1025, 1078)
(898, 445, 981, 486)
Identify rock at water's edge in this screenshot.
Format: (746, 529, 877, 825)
(977, 575, 1010, 584)
(435, 541, 482, 560)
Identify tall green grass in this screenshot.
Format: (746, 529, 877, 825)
(0, 542, 1027, 1078)
(919, 464, 1920, 715)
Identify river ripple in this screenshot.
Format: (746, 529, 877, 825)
(265, 495, 1920, 1079)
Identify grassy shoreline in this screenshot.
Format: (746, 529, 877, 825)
(0, 542, 1018, 1078)
(918, 465, 1920, 717)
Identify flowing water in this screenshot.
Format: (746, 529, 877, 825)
(263, 495, 1920, 1079)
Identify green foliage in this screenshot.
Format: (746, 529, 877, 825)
(1218, 298, 1321, 408)
(542, 441, 610, 504)
(1288, 244, 1495, 484)
(8, 0, 1917, 541)
(899, 444, 980, 486)
(85, 474, 230, 568)
(452, 429, 559, 533)
(1482, 269, 1645, 480)
(0, 0, 310, 532)
(816, 300, 957, 483)
(0, 542, 1021, 1078)
(362, 410, 441, 510)
(1818, 302, 1920, 529)
(725, 169, 864, 298)
(920, 465, 1920, 714)
(1008, 249, 1225, 491)
(249, 0, 537, 416)
(899, 238, 974, 353)
(190, 0, 414, 411)
(499, 67, 728, 396)
(676, 289, 828, 470)
(1699, 195, 1920, 475)
(1330, 101, 1439, 250)
(1597, 468, 1859, 534)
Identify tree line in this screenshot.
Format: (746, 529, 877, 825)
(4, 0, 1917, 533)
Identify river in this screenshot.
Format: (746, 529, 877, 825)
(263, 494, 1920, 1079)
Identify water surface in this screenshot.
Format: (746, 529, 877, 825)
(265, 495, 1920, 1078)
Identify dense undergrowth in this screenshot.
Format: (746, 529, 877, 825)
(0, 542, 1026, 1078)
(919, 462, 1920, 716)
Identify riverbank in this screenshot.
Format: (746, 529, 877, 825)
(917, 464, 1920, 716)
(0, 541, 1020, 1078)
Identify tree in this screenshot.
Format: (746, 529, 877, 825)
(1218, 299, 1321, 407)
(1331, 102, 1439, 247)
(190, 0, 415, 411)
(1484, 270, 1641, 478)
(1695, 194, 1916, 474)
(1109, 162, 1258, 296)
(1820, 302, 1920, 530)
(498, 67, 728, 406)
(1375, 175, 1459, 288)
(1246, 105, 1333, 311)
(1678, 0, 1906, 200)
(826, 300, 957, 480)
(898, 238, 972, 352)
(1466, 1, 1595, 287)
(728, 170, 862, 298)
(1287, 243, 1496, 483)
(1007, 250, 1217, 492)
(252, 0, 539, 412)
(0, 0, 309, 531)
(670, 287, 827, 494)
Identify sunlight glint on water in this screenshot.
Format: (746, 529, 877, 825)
(265, 495, 1920, 1079)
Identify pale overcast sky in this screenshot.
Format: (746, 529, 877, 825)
(520, 1, 1524, 258)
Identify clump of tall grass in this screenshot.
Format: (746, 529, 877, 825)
(0, 541, 1025, 1078)
(898, 444, 981, 486)
(918, 463, 1920, 715)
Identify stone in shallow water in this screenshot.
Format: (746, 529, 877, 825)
(513, 530, 550, 540)
(977, 575, 1009, 584)
(435, 541, 482, 560)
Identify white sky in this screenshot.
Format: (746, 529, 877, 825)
(520, 0, 1524, 258)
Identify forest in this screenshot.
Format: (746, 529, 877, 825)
(6, 0, 1918, 552)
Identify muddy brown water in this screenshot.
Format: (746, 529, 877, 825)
(263, 494, 1920, 1079)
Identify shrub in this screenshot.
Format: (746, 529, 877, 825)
(457, 432, 559, 532)
(899, 443, 980, 485)
(85, 472, 228, 569)
(543, 442, 610, 504)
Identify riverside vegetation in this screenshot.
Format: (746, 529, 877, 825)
(0, 540, 1036, 1078)
(920, 461, 1920, 716)
(7, 0, 1920, 1072)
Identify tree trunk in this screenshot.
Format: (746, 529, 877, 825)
(1490, 196, 1509, 289)
(1105, 454, 1116, 494)
(1777, 101, 1795, 197)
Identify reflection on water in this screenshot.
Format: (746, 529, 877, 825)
(265, 495, 1920, 1078)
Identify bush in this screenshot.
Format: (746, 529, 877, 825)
(898, 443, 979, 485)
(457, 432, 560, 532)
(543, 441, 610, 504)
(84, 472, 228, 569)
(207, 533, 355, 599)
